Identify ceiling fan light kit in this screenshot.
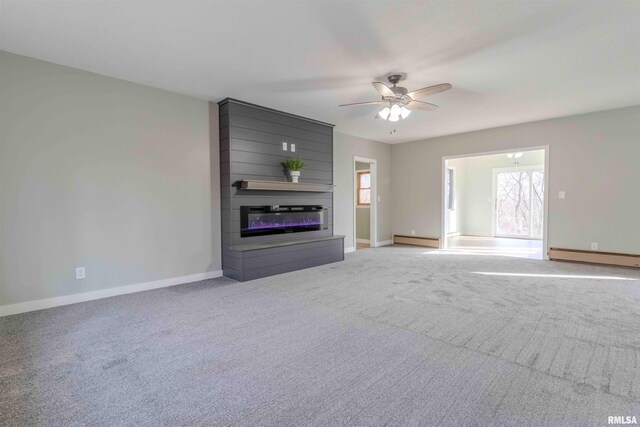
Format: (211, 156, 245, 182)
(340, 73, 452, 122)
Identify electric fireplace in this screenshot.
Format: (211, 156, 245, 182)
(241, 205, 328, 238)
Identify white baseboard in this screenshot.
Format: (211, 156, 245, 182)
(356, 238, 370, 244)
(344, 247, 356, 254)
(0, 270, 223, 317)
(376, 240, 393, 247)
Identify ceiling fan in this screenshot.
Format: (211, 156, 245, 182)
(339, 74, 452, 122)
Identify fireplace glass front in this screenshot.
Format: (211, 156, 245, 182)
(241, 205, 327, 237)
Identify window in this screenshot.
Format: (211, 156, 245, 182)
(494, 168, 544, 238)
(357, 171, 371, 205)
(445, 168, 455, 210)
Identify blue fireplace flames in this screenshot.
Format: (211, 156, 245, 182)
(248, 216, 323, 230)
(241, 205, 326, 237)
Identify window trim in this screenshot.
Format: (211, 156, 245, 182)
(357, 171, 371, 206)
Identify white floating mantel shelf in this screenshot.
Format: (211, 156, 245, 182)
(239, 180, 334, 193)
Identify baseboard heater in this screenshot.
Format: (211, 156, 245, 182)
(393, 235, 440, 249)
(549, 248, 640, 268)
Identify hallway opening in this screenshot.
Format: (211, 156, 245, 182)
(442, 148, 548, 260)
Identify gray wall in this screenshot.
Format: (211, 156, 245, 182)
(0, 51, 219, 305)
(356, 209, 370, 241)
(449, 151, 545, 236)
(392, 106, 640, 254)
(334, 132, 392, 249)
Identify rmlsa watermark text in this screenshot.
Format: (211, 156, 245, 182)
(608, 416, 637, 425)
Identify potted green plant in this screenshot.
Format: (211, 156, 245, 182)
(283, 156, 306, 183)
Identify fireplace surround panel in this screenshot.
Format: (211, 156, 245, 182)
(218, 98, 343, 281)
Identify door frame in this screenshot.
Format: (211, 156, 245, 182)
(353, 156, 377, 249)
(441, 146, 550, 259)
(491, 165, 545, 239)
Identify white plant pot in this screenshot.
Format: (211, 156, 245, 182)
(290, 170, 301, 183)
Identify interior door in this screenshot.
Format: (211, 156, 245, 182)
(494, 169, 544, 239)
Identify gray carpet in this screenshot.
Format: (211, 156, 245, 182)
(2, 245, 640, 426)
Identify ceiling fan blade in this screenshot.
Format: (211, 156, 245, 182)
(408, 83, 452, 99)
(408, 100, 439, 111)
(372, 81, 395, 97)
(339, 101, 384, 107)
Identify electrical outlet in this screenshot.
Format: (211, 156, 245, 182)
(559, 191, 566, 199)
(290, 143, 296, 152)
(591, 242, 599, 251)
(282, 142, 287, 151)
(411, 230, 416, 236)
(75, 267, 86, 280)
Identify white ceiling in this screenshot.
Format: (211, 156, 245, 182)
(1, 1, 639, 144)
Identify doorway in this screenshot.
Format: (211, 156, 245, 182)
(353, 156, 377, 251)
(442, 147, 549, 260)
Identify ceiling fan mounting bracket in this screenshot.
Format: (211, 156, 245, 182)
(387, 73, 406, 86)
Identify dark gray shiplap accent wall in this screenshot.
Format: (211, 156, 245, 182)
(218, 98, 339, 281)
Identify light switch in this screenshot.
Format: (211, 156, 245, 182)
(291, 143, 296, 152)
(76, 267, 86, 280)
(377, 196, 381, 202)
(282, 142, 287, 151)
(559, 191, 566, 199)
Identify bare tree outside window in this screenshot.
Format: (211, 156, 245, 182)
(531, 171, 544, 238)
(496, 169, 544, 238)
